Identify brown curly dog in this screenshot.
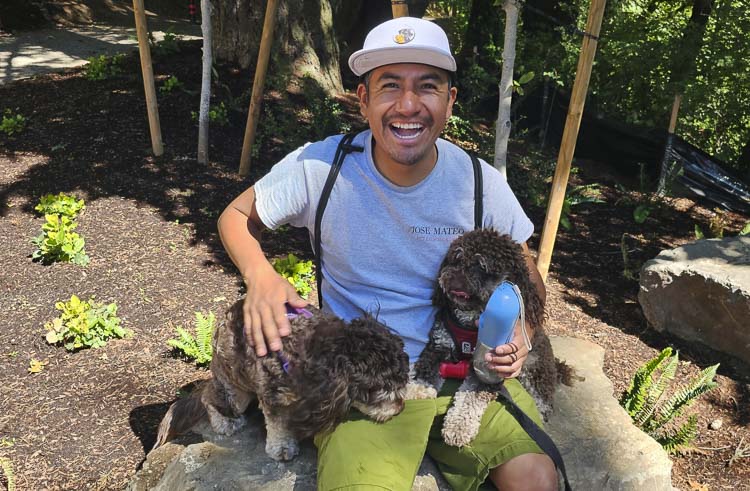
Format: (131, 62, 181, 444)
(154, 300, 409, 461)
(410, 229, 575, 447)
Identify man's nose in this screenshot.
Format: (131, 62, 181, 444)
(395, 89, 419, 114)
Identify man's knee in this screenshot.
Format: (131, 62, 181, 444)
(489, 452, 557, 491)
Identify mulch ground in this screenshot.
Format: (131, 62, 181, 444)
(0, 40, 749, 491)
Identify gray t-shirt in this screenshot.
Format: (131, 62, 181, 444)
(254, 130, 533, 361)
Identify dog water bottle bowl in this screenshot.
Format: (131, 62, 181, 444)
(473, 282, 523, 384)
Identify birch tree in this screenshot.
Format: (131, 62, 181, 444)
(197, 0, 213, 164)
(493, 0, 520, 177)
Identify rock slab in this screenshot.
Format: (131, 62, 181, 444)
(129, 337, 675, 490)
(638, 236, 750, 365)
(547, 336, 675, 490)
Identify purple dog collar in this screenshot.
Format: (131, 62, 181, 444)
(285, 304, 313, 319)
(275, 304, 312, 374)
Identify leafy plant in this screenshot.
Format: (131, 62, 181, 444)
(443, 115, 474, 143)
(31, 214, 90, 265)
(167, 311, 215, 366)
(34, 192, 85, 218)
(150, 28, 181, 57)
(0, 457, 15, 491)
(45, 295, 129, 351)
(159, 75, 183, 94)
(741, 222, 750, 236)
(620, 347, 720, 454)
(560, 184, 605, 230)
(84, 54, 125, 81)
(273, 253, 315, 299)
(694, 224, 705, 240)
(512, 71, 535, 96)
(633, 203, 652, 224)
(1, 109, 26, 136)
(191, 102, 229, 126)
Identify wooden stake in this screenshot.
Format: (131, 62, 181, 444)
(132, 0, 164, 156)
(238, 0, 280, 176)
(536, 0, 606, 282)
(657, 93, 683, 195)
(391, 0, 409, 18)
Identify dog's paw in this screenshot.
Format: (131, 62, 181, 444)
(404, 381, 438, 400)
(209, 413, 247, 436)
(441, 423, 477, 448)
(265, 437, 300, 461)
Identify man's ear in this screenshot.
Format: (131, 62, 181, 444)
(356, 83, 369, 118)
(445, 86, 458, 119)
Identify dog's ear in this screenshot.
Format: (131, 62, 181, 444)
(285, 361, 352, 439)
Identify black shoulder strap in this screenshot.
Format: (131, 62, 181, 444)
(497, 384, 572, 491)
(315, 134, 363, 308)
(470, 154, 483, 230)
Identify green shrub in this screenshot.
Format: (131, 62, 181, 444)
(620, 347, 719, 454)
(273, 253, 315, 299)
(159, 75, 183, 94)
(1, 109, 26, 136)
(45, 295, 129, 351)
(560, 184, 605, 230)
(167, 311, 215, 366)
(150, 29, 181, 57)
(191, 102, 229, 126)
(84, 54, 125, 81)
(31, 214, 90, 265)
(34, 192, 85, 218)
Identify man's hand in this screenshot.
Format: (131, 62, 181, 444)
(484, 319, 529, 379)
(242, 264, 308, 356)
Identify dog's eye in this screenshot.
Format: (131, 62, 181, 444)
(454, 247, 464, 261)
(475, 254, 489, 272)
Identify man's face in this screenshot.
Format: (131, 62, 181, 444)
(357, 63, 457, 171)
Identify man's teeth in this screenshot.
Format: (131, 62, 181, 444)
(391, 122, 424, 140)
(392, 122, 423, 129)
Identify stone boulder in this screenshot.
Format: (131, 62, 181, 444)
(638, 236, 750, 365)
(129, 337, 675, 490)
(547, 337, 675, 491)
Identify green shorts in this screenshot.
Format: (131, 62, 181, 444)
(313, 378, 545, 491)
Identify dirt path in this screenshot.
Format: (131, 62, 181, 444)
(0, 17, 200, 85)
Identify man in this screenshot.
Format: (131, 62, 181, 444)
(218, 17, 557, 491)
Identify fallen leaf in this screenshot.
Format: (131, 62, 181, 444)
(28, 358, 49, 374)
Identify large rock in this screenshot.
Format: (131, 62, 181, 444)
(638, 236, 750, 365)
(130, 337, 674, 490)
(547, 337, 675, 491)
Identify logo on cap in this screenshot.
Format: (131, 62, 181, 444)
(393, 27, 415, 45)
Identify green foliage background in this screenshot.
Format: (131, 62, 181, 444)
(529, 0, 749, 172)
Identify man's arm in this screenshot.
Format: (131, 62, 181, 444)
(485, 242, 546, 378)
(217, 186, 306, 356)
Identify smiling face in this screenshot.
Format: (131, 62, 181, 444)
(357, 63, 457, 185)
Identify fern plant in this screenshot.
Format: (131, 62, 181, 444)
(620, 347, 719, 454)
(167, 311, 215, 366)
(0, 457, 15, 491)
(273, 253, 315, 299)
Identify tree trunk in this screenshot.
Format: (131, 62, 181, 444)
(213, 0, 343, 94)
(493, 0, 519, 177)
(657, 0, 712, 191)
(197, 0, 212, 164)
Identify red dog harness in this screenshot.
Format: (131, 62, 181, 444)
(444, 312, 478, 360)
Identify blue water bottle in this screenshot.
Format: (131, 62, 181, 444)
(472, 281, 524, 384)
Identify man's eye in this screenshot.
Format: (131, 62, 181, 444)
(422, 83, 438, 90)
(381, 82, 399, 89)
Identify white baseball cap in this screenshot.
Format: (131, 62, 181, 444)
(348, 17, 457, 77)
